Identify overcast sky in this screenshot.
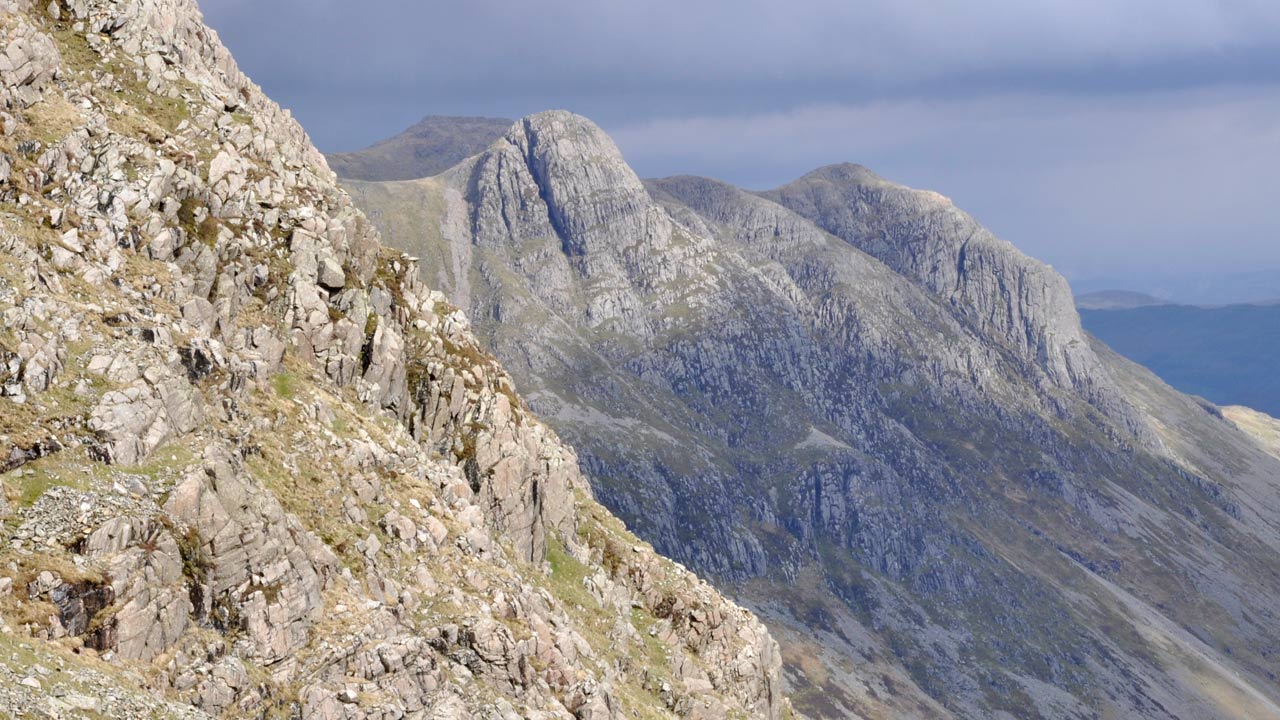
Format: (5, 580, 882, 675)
(200, 0, 1280, 301)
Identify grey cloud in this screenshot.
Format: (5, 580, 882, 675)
(607, 89, 1280, 281)
(201, 0, 1280, 149)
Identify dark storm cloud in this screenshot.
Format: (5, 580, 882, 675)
(198, 0, 1280, 297)
(611, 89, 1280, 279)
(200, 0, 1280, 148)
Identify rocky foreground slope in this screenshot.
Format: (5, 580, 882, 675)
(0, 2, 786, 718)
(346, 113, 1280, 719)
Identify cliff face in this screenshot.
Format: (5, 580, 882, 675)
(347, 112, 1280, 719)
(760, 164, 1150, 436)
(0, 3, 784, 718)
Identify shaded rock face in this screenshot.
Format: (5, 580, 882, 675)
(349, 113, 1280, 719)
(0, 3, 785, 719)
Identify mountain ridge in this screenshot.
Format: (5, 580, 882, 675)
(346, 111, 1280, 719)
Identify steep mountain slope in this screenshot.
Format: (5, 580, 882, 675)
(1080, 302, 1280, 416)
(0, 3, 785, 719)
(346, 112, 1280, 719)
(326, 115, 511, 181)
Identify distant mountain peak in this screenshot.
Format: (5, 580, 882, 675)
(800, 162, 880, 181)
(762, 164, 1140, 430)
(512, 110, 639, 177)
(325, 114, 511, 181)
(793, 163, 955, 203)
(405, 113, 511, 130)
(467, 110, 658, 259)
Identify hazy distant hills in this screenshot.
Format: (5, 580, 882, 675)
(1081, 301, 1280, 416)
(1075, 289, 1171, 310)
(1072, 268, 1280, 306)
(325, 115, 510, 180)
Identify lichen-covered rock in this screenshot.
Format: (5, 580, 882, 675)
(84, 517, 191, 662)
(164, 447, 335, 665)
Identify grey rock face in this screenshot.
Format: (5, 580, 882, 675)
(89, 375, 204, 465)
(350, 112, 1280, 719)
(164, 448, 336, 666)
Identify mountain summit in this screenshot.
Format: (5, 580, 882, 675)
(763, 164, 1099, 390)
(347, 112, 1280, 719)
(326, 115, 511, 181)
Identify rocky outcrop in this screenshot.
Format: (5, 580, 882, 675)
(0, 2, 60, 108)
(83, 517, 192, 661)
(0, 2, 784, 718)
(164, 448, 336, 666)
(89, 375, 204, 464)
